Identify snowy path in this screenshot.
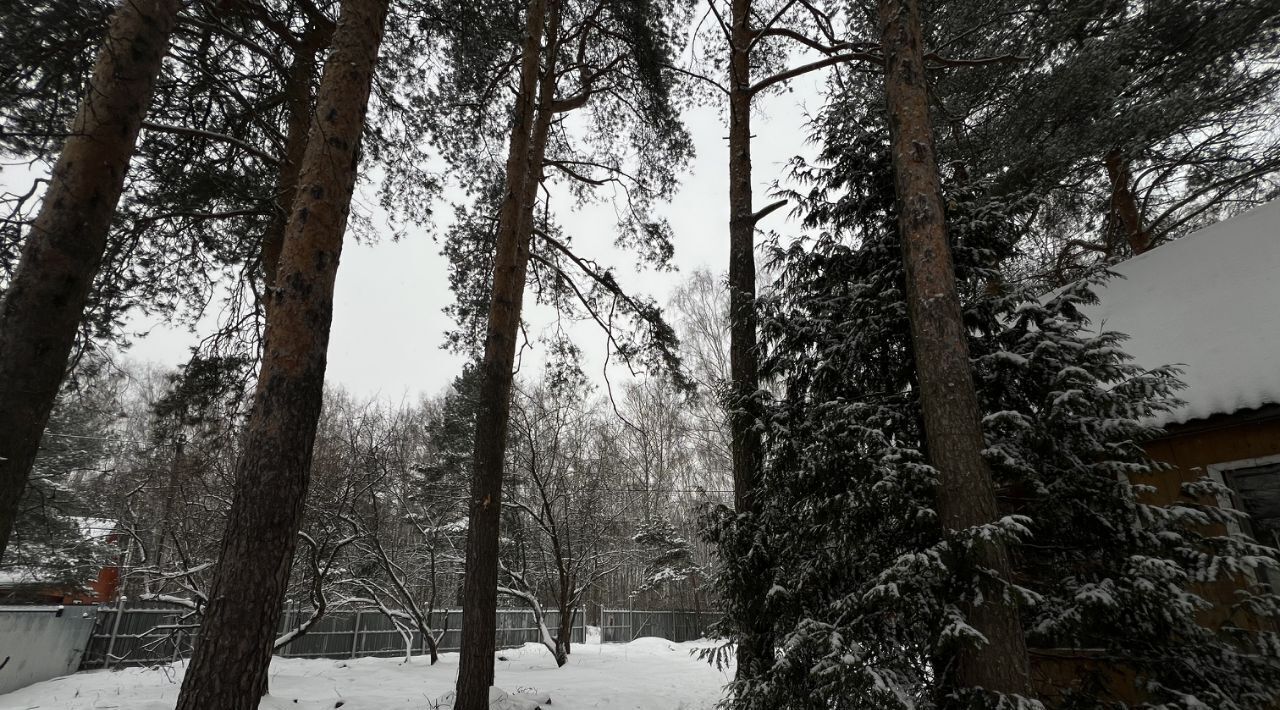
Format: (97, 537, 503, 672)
(0, 638, 731, 709)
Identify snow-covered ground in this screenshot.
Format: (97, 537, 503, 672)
(0, 638, 731, 710)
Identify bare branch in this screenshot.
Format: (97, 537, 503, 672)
(750, 51, 880, 95)
(141, 121, 280, 165)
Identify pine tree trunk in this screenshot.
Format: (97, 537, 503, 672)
(149, 435, 185, 584)
(877, 0, 1031, 699)
(172, 0, 389, 706)
(261, 42, 322, 290)
(0, 0, 180, 562)
(454, 1, 559, 707)
(727, 0, 771, 683)
(1104, 150, 1150, 255)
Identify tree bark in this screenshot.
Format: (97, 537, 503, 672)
(148, 433, 185, 587)
(454, 1, 560, 707)
(261, 22, 334, 289)
(558, 605, 574, 661)
(0, 0, 181, 562)
(1104, 149, 1151, 255)
(726, 0, 772, 683)
(172, 0, 390, 706)
(262, 46, 319, 290)
(877, 0, 1031, 700)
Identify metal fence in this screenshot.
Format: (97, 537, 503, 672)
(82, 604, 585, 668)
(598, 608, 716, 644)
(0, 605, 98, 695)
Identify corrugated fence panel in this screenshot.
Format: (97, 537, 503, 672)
(0, 606, 99, 695)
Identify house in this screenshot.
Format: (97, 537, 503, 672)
(1029, 202, 1280, 703)
(1079, 201, 1280, 621)
(0, 517, 122, 605)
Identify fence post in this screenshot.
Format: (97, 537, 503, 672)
(102, 595, 127, 668)
(350, 610, 362, 659)
(278, 608, 289, 658)
(172, 628, 183, 663)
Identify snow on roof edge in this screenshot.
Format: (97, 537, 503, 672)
(1079, 201, 1280, 427)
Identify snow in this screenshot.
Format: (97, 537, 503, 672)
(0, 638, 731, 710)
(71, 518, 117, 540)
(0, 567, 44, 585)
(1079, 201, 1280, 426)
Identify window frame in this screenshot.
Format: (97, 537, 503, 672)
(1207, 453, 1280, 591)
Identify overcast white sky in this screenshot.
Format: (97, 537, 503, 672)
(4, 73, 825, 403)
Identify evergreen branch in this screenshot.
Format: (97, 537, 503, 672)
(661, 63, 729, 95)
(140, 120, 280, 165)
(922, 52, 1026, 68)
(528, 251, 636, 375)
(794, 0, 841, 44)
(545, 160, 609, 186)
(747, 0, 800, 50)
(750, 27, 873, 57)
(552, 56, 624, 113)
(704, 0, 733, 43)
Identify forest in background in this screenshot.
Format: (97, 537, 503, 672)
(4, 268, 732, 620)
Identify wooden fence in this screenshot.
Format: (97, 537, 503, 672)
(81, 603, 584, 668)
(598, 608, 716, 644)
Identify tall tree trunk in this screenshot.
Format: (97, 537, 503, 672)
(261, 47, 320, 289)
(555, 577, 574, 661)
(455, 1, 560, 707)
(877, 0, 1031, 700)
(148, 434, 185, 587)
(261, 22, 333, 289)
(1104, 149, 1151, 255)
(727, 0, 772, 683)
(173, 0, 390, 706)
(0, 0, 181, 562)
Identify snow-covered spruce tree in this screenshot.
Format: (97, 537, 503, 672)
(2, 360, 123, 597)
(706, 86, 1280, 708)
(979, 277, 1280, 709)
(634, 516, 700, 600)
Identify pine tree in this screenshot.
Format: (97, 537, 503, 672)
(432, 1, 692, 704)
(687, 0, 879, 675)
(172, 0, 391, 705)
(877, 0, 1031, 696)
(0, 0, 182, 561)
(1, 359, 123, 597)
(1, 0, 438, 386)
(922, 0, 1280, 282)
(722, 74, 1280, 708)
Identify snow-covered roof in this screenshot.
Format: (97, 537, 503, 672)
(72, 517, 118, 540)
(0, 568, 41, 585)
(1081, 201, 1280, 426)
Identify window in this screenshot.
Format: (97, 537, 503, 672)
(1210, 455, 1280, 592)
